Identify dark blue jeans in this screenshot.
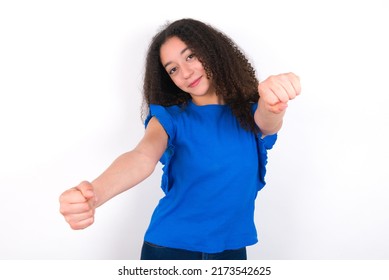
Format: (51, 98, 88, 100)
(140, 241, 247, 260)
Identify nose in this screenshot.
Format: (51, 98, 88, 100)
(181, 64, 193, 79)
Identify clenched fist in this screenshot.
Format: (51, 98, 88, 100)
(59, 181, 97, 230)
(258, 72, 301, 114)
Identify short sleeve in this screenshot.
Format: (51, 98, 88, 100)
(145, 104, 176, 141)
(144, 104, 176, 194)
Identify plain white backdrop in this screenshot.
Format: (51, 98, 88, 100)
(0, 0, 388, 260)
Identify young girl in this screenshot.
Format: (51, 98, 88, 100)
(59, 18, 301, 260)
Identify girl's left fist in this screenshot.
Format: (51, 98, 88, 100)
(258, 72, 301, 114)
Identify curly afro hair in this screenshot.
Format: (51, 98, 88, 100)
(142, 18, 260, 133)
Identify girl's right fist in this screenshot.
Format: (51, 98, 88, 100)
(59, 181, 97, 230)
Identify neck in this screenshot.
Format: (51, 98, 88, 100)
(191, 95, 225, 106)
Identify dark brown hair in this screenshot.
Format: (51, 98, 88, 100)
(142, 18, 259, 133)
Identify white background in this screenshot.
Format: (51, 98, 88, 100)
(0, 0, 388, 260)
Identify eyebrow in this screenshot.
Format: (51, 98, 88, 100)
(163, 47, 190, 68)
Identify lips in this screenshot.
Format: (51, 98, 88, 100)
(188, 77, 201, 88)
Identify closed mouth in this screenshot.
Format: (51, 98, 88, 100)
(188, 77, 202, 88)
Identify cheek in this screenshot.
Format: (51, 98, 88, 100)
(171, 76, 185, 89)
(198, 65, 208, 78)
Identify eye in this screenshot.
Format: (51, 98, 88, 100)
(187, 53, 196, 61)
(168, 66, 177, 75)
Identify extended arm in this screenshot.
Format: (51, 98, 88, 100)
(92, 117, 168, 207)
(59, 117, 167, 229)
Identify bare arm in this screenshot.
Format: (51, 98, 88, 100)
(254, 72, 301, 136)
(59, 117, 167, 229)
(92, 117, 168, 207)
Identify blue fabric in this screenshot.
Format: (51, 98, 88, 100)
(250, 102, 277, 191)
(144, 100, 276, 253)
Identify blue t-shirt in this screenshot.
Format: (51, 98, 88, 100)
(144, 100, 276, 253)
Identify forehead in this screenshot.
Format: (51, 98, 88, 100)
(160, 36, 189, 63)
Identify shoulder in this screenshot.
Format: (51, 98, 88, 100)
(145, 103, 187, 139)
(149, 103, 185, 116)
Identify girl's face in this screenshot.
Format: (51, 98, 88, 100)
(160, 36, 218, 105)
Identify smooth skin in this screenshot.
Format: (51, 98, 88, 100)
(59, 36, 301, 230)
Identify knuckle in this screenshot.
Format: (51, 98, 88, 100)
(81, 203, 91, 212)
(59, 203, 71, 215)
(65, 215, 73, 224)
(58, 192, 67, 203)
(70, 223, 81, 230)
